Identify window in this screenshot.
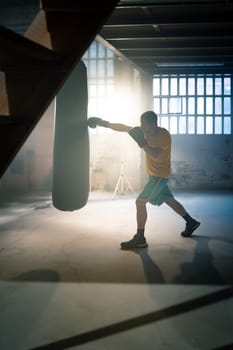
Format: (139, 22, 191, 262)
(82, 41, 115, 133)
(153, 74, 232, 135)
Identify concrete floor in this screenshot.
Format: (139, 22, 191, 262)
(0, 190, 232, 350)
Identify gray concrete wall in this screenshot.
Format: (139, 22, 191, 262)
(169, 135, 233, 190)
(1, 100, 54, 193)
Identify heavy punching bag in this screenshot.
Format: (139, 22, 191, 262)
(52, 60, 89, 211)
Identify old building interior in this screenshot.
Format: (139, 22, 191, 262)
(0, 0, 233, 349)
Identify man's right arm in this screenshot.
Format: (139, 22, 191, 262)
(108, 123, 132, 132)
(87, 117, 132, 132)
(87, 117, 146, 147)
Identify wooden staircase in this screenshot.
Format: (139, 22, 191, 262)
(0, 0, 117, 178)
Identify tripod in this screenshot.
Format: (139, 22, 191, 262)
(113, 161, 134, 198)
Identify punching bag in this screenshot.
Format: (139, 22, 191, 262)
(52, 60, 89, 211)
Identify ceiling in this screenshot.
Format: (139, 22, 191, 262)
(99, 0, 233, 75)
(0, 1, 233, 76)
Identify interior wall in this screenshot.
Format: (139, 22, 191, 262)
(89, 59, 153, 193)
(89, 59, 142, 192)
(90, 131, 233, 193)
(1, 57, 232, 194)
(0, 100, 55, 193)
(170, 134, 233, 190)
(90, 132, 142, 192)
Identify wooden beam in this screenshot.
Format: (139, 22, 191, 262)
(0, 0, 118, 178)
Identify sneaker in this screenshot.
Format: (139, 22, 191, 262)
(181, 220, 200, 237)
(121, 234, 148, 250)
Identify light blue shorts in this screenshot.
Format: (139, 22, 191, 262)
(138, 176, 173, 206)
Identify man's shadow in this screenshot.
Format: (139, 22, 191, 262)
(124, 232, 232, 286)
(129, 247, 165, 284)
(173, 234, 231, 285)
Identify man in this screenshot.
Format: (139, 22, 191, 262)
(88, 111, 200, 249)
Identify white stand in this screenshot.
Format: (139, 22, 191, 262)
(113, 161, 134, 199)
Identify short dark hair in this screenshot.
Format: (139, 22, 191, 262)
(140, 110, 158, 125)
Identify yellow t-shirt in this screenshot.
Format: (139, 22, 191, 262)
(144, 127, 171, 178)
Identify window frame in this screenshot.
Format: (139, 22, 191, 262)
(153, 73, 232, 135)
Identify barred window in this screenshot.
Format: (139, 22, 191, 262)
(153, 74, 232, 135)
(82, 41, 114, 129)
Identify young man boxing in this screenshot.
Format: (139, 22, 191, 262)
(88, 111, 200, 249)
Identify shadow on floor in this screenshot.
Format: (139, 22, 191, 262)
(173, 234, 229, 285)
(5, 233, 233, 286)
(10, 269, 60, 283)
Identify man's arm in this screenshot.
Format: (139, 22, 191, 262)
(87, 117, 146, 147)
(110, 124, 149, 148)
(108, 123, 132, 132)
(87, 117, 131, 132)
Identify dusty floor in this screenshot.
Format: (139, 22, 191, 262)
(0, 190, 232, 349)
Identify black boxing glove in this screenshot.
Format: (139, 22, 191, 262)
(87, 117, 110, 129)
(128, 127, 147, 147)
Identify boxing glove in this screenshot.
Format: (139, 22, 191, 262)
(87, 117, 110, 128)
(128, 127, 147, 147)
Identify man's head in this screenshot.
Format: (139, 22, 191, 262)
(140, 111, 158, 134)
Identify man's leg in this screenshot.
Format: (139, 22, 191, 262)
(120, 198, 148, 249)
(165, 197, 200, 237)
(164, 197, 186, 216)
(136, 198, 148, 233)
